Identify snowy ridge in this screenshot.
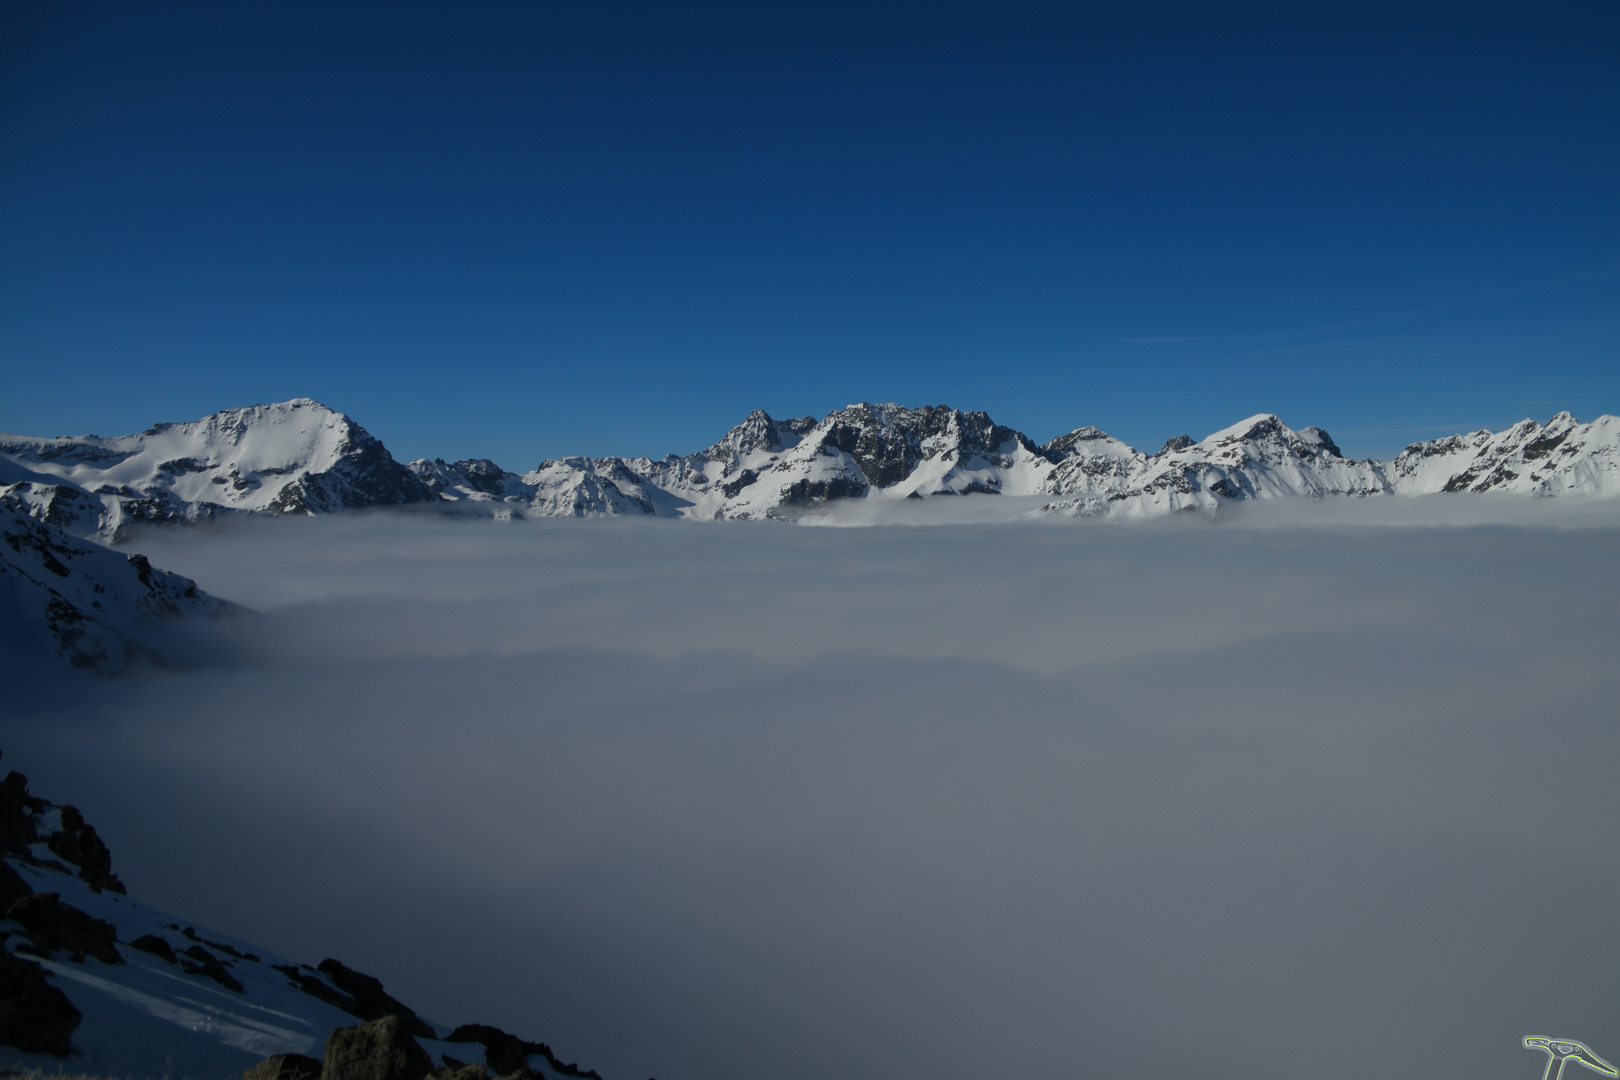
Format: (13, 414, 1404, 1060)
(0, 763, 609, 1079)
(1387, 411, 1620, 495)
(1042, 414, 1390, 518)
(0, 497, 234, 674)
(421, 405, 1619, 522)
(5, 400, 1618, 538)
(0, 399, 433, 541)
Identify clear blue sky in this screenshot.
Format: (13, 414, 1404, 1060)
(2, 1, 1616, 465)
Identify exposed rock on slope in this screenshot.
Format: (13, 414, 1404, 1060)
(0, 497, 234, 673)
(0, 757, 611, 1080)
(0, 399, 434, 542)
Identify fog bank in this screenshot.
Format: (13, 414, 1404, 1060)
(4, 510, 1618, 1080)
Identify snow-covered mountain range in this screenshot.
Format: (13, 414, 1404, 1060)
(0, 758, 607, 1079)
(3, 400, 1616, 539)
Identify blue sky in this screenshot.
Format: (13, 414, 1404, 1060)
(2, 1, 1616, 465)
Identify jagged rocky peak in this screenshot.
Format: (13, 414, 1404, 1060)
(702, 409, 817, 462)
(1295, 426, 1343, 457)
(1193, 413, 1350, 462)
(813, 402, 1042, 488)
(1157, 434, 1195, 455)
(408, 457, 521, 499)
(1043, 426, 1142, 462)
(1044, 426, 1110, 458)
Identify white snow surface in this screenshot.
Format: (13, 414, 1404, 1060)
(6, 400, 1619, 541)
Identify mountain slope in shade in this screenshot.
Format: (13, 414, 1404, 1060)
(0, 400, 434, 541)
(0, 761, 610, 1080)
(0, 498, 234, 674)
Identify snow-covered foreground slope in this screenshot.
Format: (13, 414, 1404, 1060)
(0, 497, 234, 674)
(0, 762, 607, 1080)
(5, 399, 1616, 541)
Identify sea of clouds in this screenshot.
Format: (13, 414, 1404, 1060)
(4, 501, 1619, 1080)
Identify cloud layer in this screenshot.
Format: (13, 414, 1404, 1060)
(4, 508, 1619, 1080)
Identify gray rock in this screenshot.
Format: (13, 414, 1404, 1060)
(242, 1053, 324, 1080)
(324, 1015, 435, 1080)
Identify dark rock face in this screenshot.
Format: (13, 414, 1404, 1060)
(278, 957, 434, 1040)
(130, 933, 178, 963)
(0, 860, 31, 911)
(445, 1023, 603, 1080)
(242, 1052, 325, 1080)
(1157, 434, 1195, 455)
(324, 1015, 436, 1080)
(814, 403, 1041, 489)
(265, 417, 436, 514)
(450, 459, 512, 497)
(5, 892, 123, 965)
(435, 1064, 490, 1080)
(0, 949, 81, 1055)
(0, 772, 41, 852)
(46, 804, 125, 893)
(779, 476, 868, 506)
(181, 943, 245, 992)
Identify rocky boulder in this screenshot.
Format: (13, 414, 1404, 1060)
(0, 948, 81, 1055)
(324, 1015, 435, 1080)
(5, 891, 123, 965)
(242, 1052, 324, 1080)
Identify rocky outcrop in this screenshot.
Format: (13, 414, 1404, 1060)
(130, 933, 178, 963)
(5, 893, 122, 966)
(445, 1023, 603, 1079)
(323, 1016, 436, 1080)
(0, 949, 81, 1056)
(45, 804, 123, 893)
(315, 959, 436, 1040)
(242, 1053, 325, 1080)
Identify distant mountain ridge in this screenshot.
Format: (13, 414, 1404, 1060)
(2, 400, 1616, 539)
